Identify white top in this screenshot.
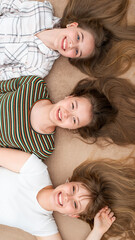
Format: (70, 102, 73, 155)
(0, 154, 58, 236)
(0, 0, 60, 80)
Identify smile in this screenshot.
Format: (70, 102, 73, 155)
(62, 37, 67, 51)
(58, 192, 63, 206)
(56, 108, 62, 121)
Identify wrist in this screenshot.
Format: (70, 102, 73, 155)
(86, 228, 103, 240)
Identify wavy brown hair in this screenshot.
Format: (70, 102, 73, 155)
(70, 157, 135, 240)
(60, 0, 135, 77)
(70, 78, 117, 142)
(71, 77, 135, 145)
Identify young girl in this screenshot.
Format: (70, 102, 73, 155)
(61, 0, 135, 78)
(0, 75, 116, 159)
(0, 148, 116, 240)
(0, 0, 96, 80)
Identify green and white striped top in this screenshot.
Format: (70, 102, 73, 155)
(0, 75, 55, 160)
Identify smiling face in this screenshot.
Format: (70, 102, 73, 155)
(49, 96, 92, 130)
(50, 182, 91, 216)
(54, 22, 95, 58)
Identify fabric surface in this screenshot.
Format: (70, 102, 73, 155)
(0, 75, 55, 160)
(0, 153, 58, 236)
(1, 0, 135, 240)
(0, 0, 60, 80)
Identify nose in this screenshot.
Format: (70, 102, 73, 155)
(69, 40, 77, 49)
(63, 109, 70, 119)
(64, 193, 74, 203)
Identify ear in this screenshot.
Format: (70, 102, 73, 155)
(64, 95, 72, 99)
(66, 22, 78, 28)
(66, 177, 70, 183)
(68, 214, 80, 218)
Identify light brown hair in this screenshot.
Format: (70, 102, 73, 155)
(71, 77, 135, 145)
(60, 0, 135, 77)
(70, 157, 135, 240)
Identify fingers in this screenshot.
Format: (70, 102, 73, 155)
(103, 207, 116, 223)
(99, 206, 116, 223)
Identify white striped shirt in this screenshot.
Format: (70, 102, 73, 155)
(0, 0, 60, 80)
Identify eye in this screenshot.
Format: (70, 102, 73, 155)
(76, 49, 78, 55)
(73, 186, 75, 193)
(72, 102, 74, 110)
(73, 117, 76, 124)
(74, 201, 77, 209)
(77, 35, 80, 41)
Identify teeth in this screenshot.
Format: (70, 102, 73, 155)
(59, 193, 63, 206)
(63, 39, 66, 50)
(58, 109, 61, 120)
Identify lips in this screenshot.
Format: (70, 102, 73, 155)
(56, 108, 62, 121)
(62, 37, 67, 51)
(58, 192, 63, 206)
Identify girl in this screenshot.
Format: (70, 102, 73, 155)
(0, 75, 117, 159)
(0, 147, 116, 240)
(61, 0, 135, 78)
(0, 0, 96, 80)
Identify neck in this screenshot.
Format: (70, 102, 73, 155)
(36, 29, 60, 51)
(37, 187, 54, 211)
(30, 100, 56, 134)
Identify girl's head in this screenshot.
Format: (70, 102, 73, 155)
(58, 19, 110, 64)
(54, 22, 95, 59)
(70, 158, 135, 240)
(50, 79, 117, 138)
(51, 182, 91, 217)
(59, 0, 135, 77)
(70, 79, 117, 140)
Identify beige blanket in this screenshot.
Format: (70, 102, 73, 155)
(1, 0, 135, 239)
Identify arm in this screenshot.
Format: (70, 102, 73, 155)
(86, 207, 116, 240)
(36, 233, 62, 240)
(0, 147, 31, 172)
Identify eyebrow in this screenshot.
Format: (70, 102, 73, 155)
(75, 100, 80, 125)
(79, 32, 84, 58)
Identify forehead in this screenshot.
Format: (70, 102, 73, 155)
(71, 182, 90, 195)
(78, 27, 95, 58)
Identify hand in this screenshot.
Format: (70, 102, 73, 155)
(93, 206, 116, 237)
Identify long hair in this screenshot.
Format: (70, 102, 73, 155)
(96, 77, 135, 145)
(71, 77, 135, 145)
(60, 0, 135, 77)
(70, 78, 117, 142)
(70, 157, 135, 240)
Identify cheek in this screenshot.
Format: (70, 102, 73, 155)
(65, 50, 76, 58)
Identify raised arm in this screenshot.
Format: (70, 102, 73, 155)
(0, 147, 31, 172)
(86, 207, 115, 240)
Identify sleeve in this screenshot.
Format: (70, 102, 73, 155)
(0, 0, 25, 14)
(32, 149, 54, 161)
(0, 75, 44, 93)
(20, 154, 52, 188)
(0, 64, 49, 82)
(0, 0, 53, 15)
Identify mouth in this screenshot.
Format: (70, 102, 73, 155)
(58, 192, 63, 206)
(56, 108, 62, 121)
(62, 37, 67, 51)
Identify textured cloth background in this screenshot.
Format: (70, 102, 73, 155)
(0, 0, 135, 239)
